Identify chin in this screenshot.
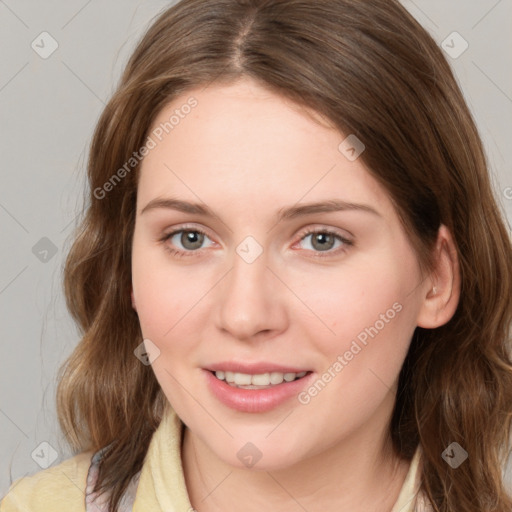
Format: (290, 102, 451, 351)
(210, 435, 309, 472)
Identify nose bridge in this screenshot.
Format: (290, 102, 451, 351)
(216, 241, 283, 339)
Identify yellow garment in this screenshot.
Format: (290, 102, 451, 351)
(1, 405, 427, 511)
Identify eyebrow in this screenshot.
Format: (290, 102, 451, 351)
(140, 197, 381, 222)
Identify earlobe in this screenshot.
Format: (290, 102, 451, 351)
(131, 289, 137, 311)
(416, 225, 460, 329)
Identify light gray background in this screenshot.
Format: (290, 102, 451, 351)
(1, 0, 511, 498)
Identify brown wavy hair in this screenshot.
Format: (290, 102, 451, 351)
(57, 0, 512, 510)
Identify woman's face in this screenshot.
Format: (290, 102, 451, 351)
(131, 77, 429, 470)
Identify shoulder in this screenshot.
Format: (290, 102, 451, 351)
(0, 450, 94, 512)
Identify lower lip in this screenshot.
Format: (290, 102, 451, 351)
(204, 370, 314, 413)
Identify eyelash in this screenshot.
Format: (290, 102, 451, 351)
(159, 226, 354, 259)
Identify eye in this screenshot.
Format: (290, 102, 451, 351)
(295, 228, 353, 257)
(159, 227, 214, 258)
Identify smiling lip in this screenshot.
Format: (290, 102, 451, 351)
(203, 366, 314, 413)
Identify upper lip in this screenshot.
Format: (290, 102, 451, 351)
(205, 361, 311, 374)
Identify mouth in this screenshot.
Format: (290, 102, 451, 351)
(209, 370, 311, 389)
(203, 362, 315, 412)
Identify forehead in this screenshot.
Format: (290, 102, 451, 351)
(137, 78, 394, 219)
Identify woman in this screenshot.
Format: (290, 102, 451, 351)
(2, 0, 511, 511)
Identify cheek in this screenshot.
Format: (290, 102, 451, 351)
(297, 276, 416, 428)
(307, 255, 421, 406)
(295, 256, 414, 355)
(132, 242, 207, 339)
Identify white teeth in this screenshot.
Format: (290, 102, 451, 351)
(251, 373, 270, 386)
(270, 372, 284, 385)
(213, 370, 308, 387)
(234, 372, 252, 385)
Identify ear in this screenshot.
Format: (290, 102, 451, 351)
(131, 289, 137, 312)
(416, 225, 460, 329)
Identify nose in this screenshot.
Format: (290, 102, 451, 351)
(215, 247, 288, 342)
